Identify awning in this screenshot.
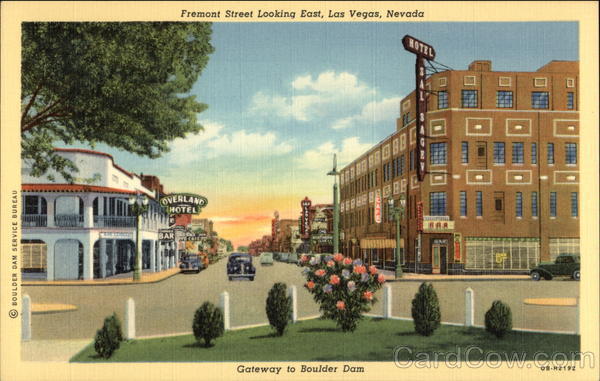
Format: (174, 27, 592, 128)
(360, 238, 404, 249)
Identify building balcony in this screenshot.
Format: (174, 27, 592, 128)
(55, 214, 84, 227)
(22, 214, 47, 227)
(94, 215, 136, 228)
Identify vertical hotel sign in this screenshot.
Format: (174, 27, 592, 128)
(300, 197, 311, 239)
(402, 35, 435, 182)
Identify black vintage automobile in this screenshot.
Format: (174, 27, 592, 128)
(179, 253, 202, 274)
(226, 253, 256, 281)
(530, 253, 580, 281)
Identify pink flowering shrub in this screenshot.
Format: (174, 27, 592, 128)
(301, 253, 384, 332)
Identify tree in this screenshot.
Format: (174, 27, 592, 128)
(219, 238, 233, 252)
(192, 302, 224, 347)
(93, 313, 124, 358)
(237, 246, 249, 252)
(265, 283, 292, 336)
(411, 282, 441, 336)
(21, 22, 214, 181)
(484, 300, 512, 338)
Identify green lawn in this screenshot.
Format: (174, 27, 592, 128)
(71, 318, 579, 362)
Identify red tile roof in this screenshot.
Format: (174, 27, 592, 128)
(22, 183, 138, 195)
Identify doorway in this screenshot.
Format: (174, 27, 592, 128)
(432, 239, 448, 274)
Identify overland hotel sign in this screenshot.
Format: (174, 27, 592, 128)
(160, 193, 208, 214)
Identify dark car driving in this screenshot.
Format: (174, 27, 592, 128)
(227, 253, 256, 281)
(180, 253, 202, 274)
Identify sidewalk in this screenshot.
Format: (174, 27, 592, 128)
(21, 339, 91, 362)
(380, 269, 529, 281)
(22, 266, 181, 286)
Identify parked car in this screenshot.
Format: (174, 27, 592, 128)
(287, 253, 298, 264)
(227, 253, 256, 281)
(259, 252, 274, 265)
(530, 253, 580, 281)
(179, 253, 202, 274)
(279, 252, 289, 263)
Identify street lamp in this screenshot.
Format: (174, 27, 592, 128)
(129, 193, 149, 281)
(388, 194, 406, 279)
(327, 154, 341, 254)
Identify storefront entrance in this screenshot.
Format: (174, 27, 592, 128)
(431, 239, 448, 274)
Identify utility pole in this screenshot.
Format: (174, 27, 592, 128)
(328, 154, 341, 254)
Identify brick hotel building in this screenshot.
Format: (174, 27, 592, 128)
(339, 60, 579, 274)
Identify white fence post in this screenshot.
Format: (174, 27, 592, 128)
(465, 288, 474, 327)
(289, 285, 298, 323)
(125, 297, 135, 339)
(220, 291, 230, 331)
(22, 294, 31, 341)
(383, 284, 392, 318)
(575, 297, 580, 335)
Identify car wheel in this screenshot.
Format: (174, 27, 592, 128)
(572, 270, 580, 281)
(530, 271, 541, 281)
(228, 276, 232, 281)
(250, 277, 255, 281)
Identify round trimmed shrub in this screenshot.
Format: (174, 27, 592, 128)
(266, 283, 292, 336)
(411, 282, 441, 336)
(94, 313, 123, 358)
(485, 300, 512, 338)
(192, 302, 224, 347)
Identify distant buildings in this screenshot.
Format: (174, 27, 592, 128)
(340, 60, 579, 274)
(246, 200, 335, 255)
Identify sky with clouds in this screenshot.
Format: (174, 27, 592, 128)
(67, 22, 578, 247)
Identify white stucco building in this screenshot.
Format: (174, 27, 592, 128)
(21, 148, 176, 281)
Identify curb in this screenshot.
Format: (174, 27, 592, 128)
(22, 269, 181, 287)
(383, 277, 531, 282)
(363, 314, 578, 335)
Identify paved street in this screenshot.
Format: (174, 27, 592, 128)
(23, 261, 579, 340)
(23, 261, 321, 340)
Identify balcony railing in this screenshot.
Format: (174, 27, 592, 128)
(55, 214, 84, 227)
(94, 215, 136, 228)
(22, 214, 47, 227)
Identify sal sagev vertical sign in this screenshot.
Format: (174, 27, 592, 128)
(402, 35, 436, 182)
(160, 193, 208, 214)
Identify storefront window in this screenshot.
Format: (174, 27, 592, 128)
(465, 238, 539, 270)
(549, 238, 579, 261)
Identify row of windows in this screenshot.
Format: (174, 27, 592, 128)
(342, 191, 578, 228)
(344, 140, 576, 196)
(439, 191, 578, 218)
(437, 90, 575, 110)
(342, 191, 579, 227)
(461, 142, 577, 165)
